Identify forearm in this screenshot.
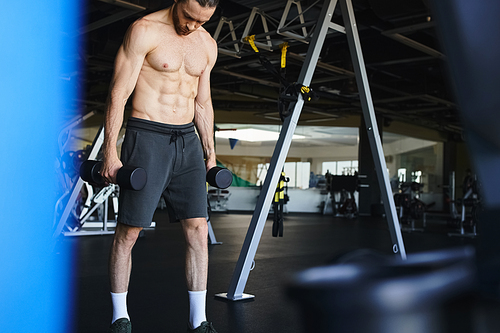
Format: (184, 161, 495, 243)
(194, 101, 216, 165)
(103, 93, 127, 161)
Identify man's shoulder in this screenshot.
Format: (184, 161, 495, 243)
(123, 15, 165, 53)
(132, 17, 158, 31)
(143, 9, 168, 22)
(194, 29, 218, 65)
(195, 28, 217, 48)
(133, 10, 169, 31)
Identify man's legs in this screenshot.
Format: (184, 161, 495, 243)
(181, 217, 209, 329)
(109, 222, 143, 324)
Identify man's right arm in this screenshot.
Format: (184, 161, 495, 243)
(101, 19, 152, 183)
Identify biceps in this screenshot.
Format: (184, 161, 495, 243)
(111, 48, 143, 97)
(196, 74, 212, 108)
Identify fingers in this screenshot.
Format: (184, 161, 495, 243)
(101, 159, 123, 184)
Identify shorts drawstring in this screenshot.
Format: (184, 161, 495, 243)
(169, 130, 186, 152)
(125, 117, 194, 153)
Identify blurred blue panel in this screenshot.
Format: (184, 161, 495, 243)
(0, 1, 81, 332)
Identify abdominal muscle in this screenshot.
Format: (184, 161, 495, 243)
(130, 65, 199, 125)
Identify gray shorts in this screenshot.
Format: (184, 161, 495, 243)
(118, 117, 207, 227)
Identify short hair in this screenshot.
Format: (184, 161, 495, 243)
(178, 0, 219, 7)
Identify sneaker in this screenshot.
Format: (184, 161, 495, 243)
(188, 321, 218, 333)
(109, 318, 132, 333)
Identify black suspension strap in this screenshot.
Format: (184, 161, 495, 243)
(243, 35, 318, 121)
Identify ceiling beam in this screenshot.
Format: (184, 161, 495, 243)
(215, 69, 281, 88)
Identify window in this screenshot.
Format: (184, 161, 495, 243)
(412, 170, 422, 183)
(322, 161, 358, 176)
(256, 163, 269, 186)
(398, 168, 407, 182)
(257, 162, 311, 189)
(322, 161, 337, 175)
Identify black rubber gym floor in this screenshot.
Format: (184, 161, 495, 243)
(67, 210, 499, 333)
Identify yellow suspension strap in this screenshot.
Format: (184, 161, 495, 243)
(277, 42, 289, 121)
(279, 42, 288, 69)
(243, 35, 259, 53)
(300, 85, 312, 101)
(274, 171, 286, 203)
(299, 84, 317, 102)
(273, 171, 289, 237)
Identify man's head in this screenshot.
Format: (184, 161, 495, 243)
(181, 0, 219, 7)
(172, 0, 218, 36)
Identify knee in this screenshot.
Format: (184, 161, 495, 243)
(113, 223, 143, 249)
(183, 219, 208, 245)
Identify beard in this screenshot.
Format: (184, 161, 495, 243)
(172, 3, 191, 36)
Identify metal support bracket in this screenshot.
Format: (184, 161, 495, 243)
(214, 17, 241, 58)
(277, 0, 313, 43)
(241, 7, 274, 51)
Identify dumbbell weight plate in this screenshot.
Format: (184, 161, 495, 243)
(117, 165, 147, 191)
(79, 160, 104, 185)
(207, 167, 233, 189)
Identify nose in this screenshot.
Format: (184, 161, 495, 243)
(187, 21, 200, 31)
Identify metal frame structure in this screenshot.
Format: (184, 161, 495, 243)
(54, 126, 126, 236)
(53, 126, 106, 237)
(276, 0, 312, 43)
(208, 219, 222, 245)
(53, 126, 128, 236)
(210, 0, 457, 131)
(216, 0, 406, 301)
(381, 21, 445, 60)
(448, 187, 478, 239)
(213, 17, 240, 58)
(64, 183, 120, 237)
(241, 7, 274, 51)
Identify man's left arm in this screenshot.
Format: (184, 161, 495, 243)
(194, 37, 218, 172)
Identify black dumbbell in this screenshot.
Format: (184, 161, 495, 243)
(80, 160, 147, 191)
(207, 166, 233, 189)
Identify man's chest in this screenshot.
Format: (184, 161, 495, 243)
(145, 34, 209, 77)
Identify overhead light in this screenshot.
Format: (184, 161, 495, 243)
(215, 128, 305, 142)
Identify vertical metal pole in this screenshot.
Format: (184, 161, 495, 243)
(339, 0, 406, 259)
(216, 0, 340, 301)
(104, 196, 109, 232)
(207, 219, 223, 245)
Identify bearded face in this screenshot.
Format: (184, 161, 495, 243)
(172, 0, 215, 36)
(172, 2, 189, 36)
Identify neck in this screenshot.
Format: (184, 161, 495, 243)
(162, 6, 174, 25)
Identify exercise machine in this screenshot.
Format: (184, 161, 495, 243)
(448, 171, 481, 238)
(394, 181, 427, 233)
(329, 174, 364, 219)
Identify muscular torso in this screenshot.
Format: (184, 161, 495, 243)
(131, 10, 212, 124)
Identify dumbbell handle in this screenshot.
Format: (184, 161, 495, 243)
(80, 160, 147, 191)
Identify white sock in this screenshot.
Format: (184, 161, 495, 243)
(111, 291, 130, 324)
(188, 290, 207, 329)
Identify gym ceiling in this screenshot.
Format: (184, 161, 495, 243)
(79, 0, 461, 141)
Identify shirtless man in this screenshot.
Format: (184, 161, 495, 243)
(100, 1, 219, 332)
